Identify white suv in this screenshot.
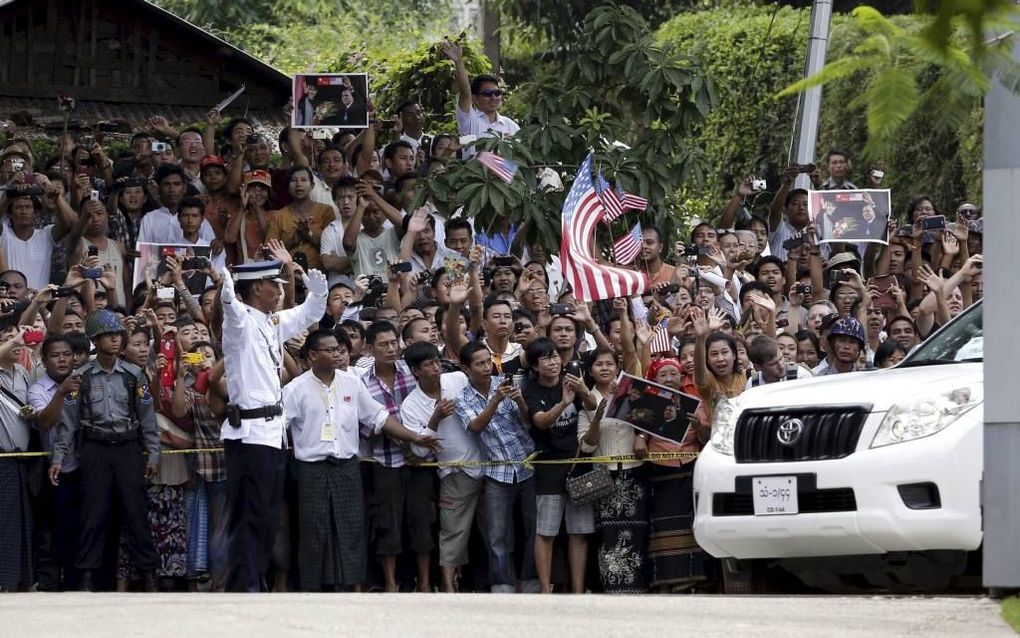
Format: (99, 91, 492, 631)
(693, 302, 984, 591)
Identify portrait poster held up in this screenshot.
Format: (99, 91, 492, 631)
(808, 189, 892, 244)
(291, 73, 369, 129)
(606, 372, 702, 465)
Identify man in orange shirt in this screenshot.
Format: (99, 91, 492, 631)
(198, 155, 239, 265)
(640, 225, 675, 286)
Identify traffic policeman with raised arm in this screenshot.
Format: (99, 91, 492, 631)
(217, 242, 328, 592)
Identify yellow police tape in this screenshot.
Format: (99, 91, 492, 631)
(0, 448, 698, 468)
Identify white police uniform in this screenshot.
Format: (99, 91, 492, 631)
(218, 260, 327, 592)
(219, 261, 327, 447)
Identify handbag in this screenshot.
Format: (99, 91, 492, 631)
(565, 457, 615, 506)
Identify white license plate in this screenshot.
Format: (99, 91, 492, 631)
(752, 476, 799, 515)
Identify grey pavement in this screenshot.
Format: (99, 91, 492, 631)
(0, 593, 1011, 637)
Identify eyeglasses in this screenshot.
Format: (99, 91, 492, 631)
(834, 292, 857, 300)
(477, 90, 503, 98)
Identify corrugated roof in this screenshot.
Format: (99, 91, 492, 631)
(0, 96, 286, 135)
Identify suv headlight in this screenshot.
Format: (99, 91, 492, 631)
(710, 397, 741, 455)
(872, 387, 981, 448)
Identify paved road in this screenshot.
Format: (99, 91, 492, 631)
(0, 593, 1010, 637)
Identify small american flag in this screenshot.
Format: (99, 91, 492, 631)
(613, 222, 643, 265)
(650, 317, 674, 355)
(596, 172, 625, 223)
(477, 151, 519, 183)
(620, 188, 648, 211)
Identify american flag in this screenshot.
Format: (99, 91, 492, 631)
(650, 317, 674, 355)
(620, 189, 648, 211)
(613, 222, 643, 264)
(477, 151, 519, 183)
(595, 171, 624, 223)
(560, 154, 649, 302)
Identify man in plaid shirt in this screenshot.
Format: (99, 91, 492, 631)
(359, 320, 435, 592)
(455, 341, 539, 593)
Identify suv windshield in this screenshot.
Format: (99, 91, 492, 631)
(900, 301, 983, 367)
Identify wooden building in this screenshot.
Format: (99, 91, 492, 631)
(0, 0, 291, 131)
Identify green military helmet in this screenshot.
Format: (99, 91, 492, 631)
(85, 309, 125, 339)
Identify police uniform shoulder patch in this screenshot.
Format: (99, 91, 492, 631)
(137, 383, 153, 405)
(63, 391, 78, 406)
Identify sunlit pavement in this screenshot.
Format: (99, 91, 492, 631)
(0, 593, 1011, 637)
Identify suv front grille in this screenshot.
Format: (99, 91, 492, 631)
(734, 405, 870, 463)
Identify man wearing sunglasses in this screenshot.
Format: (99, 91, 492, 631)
(442, 39, 520, 158)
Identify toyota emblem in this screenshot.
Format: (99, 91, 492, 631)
(777, 418, 804, 446)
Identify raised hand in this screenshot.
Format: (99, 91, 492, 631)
(303, 269, 328, 296)
(690, 306, 710, 337)
(708, 305, 730, 328)
(266, 238, 292, 265)
(441, 39, 463, 62)
(941, 232, 960, 257)
(448, 280, 469, 305)
(408, 208, 430, 235)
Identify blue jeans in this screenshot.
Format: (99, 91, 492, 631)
(483, 476, 538, 593)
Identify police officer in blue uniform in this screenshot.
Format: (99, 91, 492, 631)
(49, 310, 162, 592)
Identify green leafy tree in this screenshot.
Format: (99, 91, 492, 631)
(407, 4, 717, 255)
(777, 6, 1019, 158)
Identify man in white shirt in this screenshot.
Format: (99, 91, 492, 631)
(396, 101, 429, 156)
(400, 341, 483, 593)
(746, 335, 812, 389)
(217, 246, 328, 592)
(442, 40, 519, 158)
(137, 164, 215, 245)
(283, 329, 439, 592)
(1, 182, 76, 290)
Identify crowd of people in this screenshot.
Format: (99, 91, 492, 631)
(0, 39, 984, 594)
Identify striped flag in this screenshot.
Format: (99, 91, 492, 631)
(595, 172, 625, 223)
(560, 154, 649, 302)
(650, 317, 674, 355)
(613, 222, 643, 265)
(477, 151, 519, 183)
(619, 188, 648, 212)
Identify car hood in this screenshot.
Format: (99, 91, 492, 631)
(737, 362, 983, 413)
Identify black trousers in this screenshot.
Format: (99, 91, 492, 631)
(53, 469, 83, 589)
(224, 440, 285, 593)
(77, 440, 159, 572)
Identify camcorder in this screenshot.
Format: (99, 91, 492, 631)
(363, 276, 387, 306)
(828, 269, 852, 286)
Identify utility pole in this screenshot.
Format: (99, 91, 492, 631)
(982, 24, 1020, 592)
(789, 0, 833, 189)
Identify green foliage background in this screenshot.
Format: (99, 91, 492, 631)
(657, 5, 983, 220)
(149, 0, 984, 238)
